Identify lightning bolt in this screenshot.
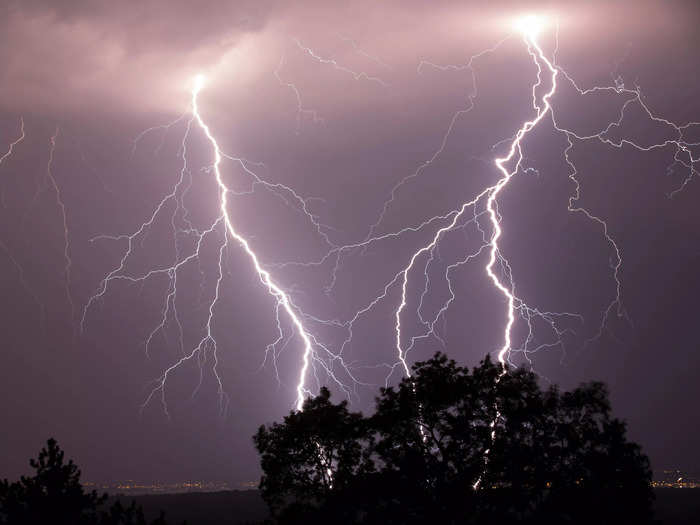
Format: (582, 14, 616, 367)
(0, 117, 25, 167)
(0, 117, 37, 311)
(267, 24, 580, 390)
(274, 54, 324, 134)
(364, 20, 558, 407)
(1, 118, 76, 329)
(337, 34, 391, 71)
(12, 126, 74, 322)
(365, 16, 698, 382)
(341, 21, 570, 383)
(487, 24, 558, 364)
(551, 51, 700, 341)
(190, 75, 316, 411)
(0, 116, 26, 208)
(0, 237, 45, 324)
(472, 21, 558, 488)
(293, 38, 389, 88)
(78, 13, 699, 421)
(44, 128, 75, 323)
(84, 75, 358, 417)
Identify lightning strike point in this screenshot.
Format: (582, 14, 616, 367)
(514, 15, 549, 38)
(192, 74, 207, 98)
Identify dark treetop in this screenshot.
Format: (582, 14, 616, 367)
(254, 353, 653, 524)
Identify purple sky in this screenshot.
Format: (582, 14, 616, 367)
(1, 0, 699, 485)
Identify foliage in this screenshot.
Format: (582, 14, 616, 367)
(253, 353, 653, 524)
(253, 387, 372, 521)
(0, 438, 170, 525)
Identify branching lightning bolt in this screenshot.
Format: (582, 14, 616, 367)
(78, 14, 699, 420)
(189, 75, 316, 411)
(386, 20, 559, 386)
(83, 76, 360, 417)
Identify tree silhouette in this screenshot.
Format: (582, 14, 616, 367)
(0, 438, 169, 525)
(253, 352, 654, 524)
(367, 353, 501, 523)
(253, 387, 372, 522)
(0, 438, 106, 525)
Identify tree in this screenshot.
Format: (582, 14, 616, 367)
(0, 438, 106, 525)
(253, 387, 372, 522)
(367, 353, 502, 523)
(0, 438, 170, 525)
(253, 352, 654, 524)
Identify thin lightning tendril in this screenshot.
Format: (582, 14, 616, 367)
(274, 54, 324, 134)
(0, 117, 45, 320)
(293, 38, 389, 88)
(0, 116, 26, 208)
(45, 128, 75, 323)
(0, 117, 25, 167)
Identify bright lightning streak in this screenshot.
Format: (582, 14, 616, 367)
(488, 28, 558, 364)
(190, 75, 315, 411)
(85, 68, 366, 419)
(473, 27, 557, 489)
(85, 72, 353, 416)
(389, 22, 559, 379)
(273, 28, 578, 387)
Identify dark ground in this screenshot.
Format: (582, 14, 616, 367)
(113, 491, 268, 525)
(653, 489, 700, 525)
(115, 488, 700, 524)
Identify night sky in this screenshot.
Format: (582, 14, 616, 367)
(1, 0, 699, 486)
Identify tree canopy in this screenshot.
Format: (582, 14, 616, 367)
(254, 353, 653, 524)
